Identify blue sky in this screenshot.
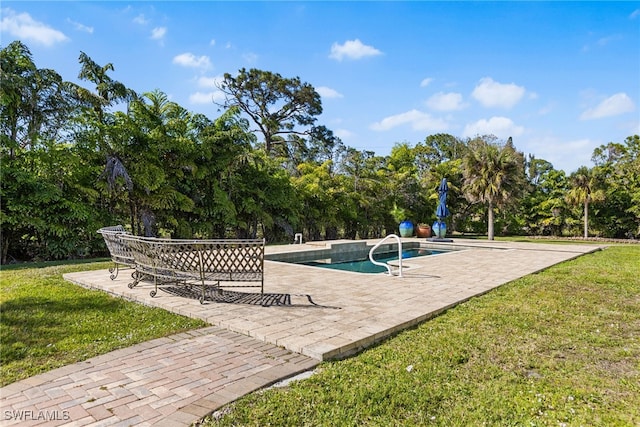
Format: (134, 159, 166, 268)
(2, 1, 639, 173)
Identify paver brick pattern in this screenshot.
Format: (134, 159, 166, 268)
(1, 239, 601, 426)
(0, 326, 318, 427)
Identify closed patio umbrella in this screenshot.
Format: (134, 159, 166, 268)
(433, 178, 450, 239)
(436, 178, 450, 220)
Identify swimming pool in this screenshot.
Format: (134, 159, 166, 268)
(300, 248, 448, 273)
(266, 241, 456, 274)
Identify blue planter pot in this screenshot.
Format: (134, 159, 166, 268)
(432, 221, 447, 238)
(399, 220, 414, 237)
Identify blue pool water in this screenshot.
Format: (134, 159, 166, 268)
(300, 248, 446, 274)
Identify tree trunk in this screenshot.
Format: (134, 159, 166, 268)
(1, 233, 9, 265)
(583, 198, 589, 238)
(488, 201, 495, 240)
(129, 198, 137, 235)
(325, 226, 338, 240)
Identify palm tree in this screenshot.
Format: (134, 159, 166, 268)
(76, 52, 134, 121)
(565, 166, 604, 238)
(74, 52, 138, 202)
(462, 136, 525, 240)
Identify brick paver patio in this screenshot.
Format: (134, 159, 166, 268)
(0, 239, 602, 426)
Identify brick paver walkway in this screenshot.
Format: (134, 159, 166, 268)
(0, 239, 603, 426)
(0, 327, 317, 427)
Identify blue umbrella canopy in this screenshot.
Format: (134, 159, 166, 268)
(435, 178, 450, 219)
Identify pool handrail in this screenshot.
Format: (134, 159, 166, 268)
(369, 234, 403, 277)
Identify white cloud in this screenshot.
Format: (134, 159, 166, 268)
(580, 92, 635, 120)
(538, 102, 555, 116)
(420, 77, 434, 88)
(371, 109, 449, 132)
(242, 52, 258, 63)
(630, 9, 640, 19)
(426, 92, 466, 112)
(172, 52, 211, 70)
(462, 116, 525, 139)
(209, 39, 216, 46)
(0, 8, 68, 46)
(133, 14, 148, 25)
(316, 86, 343, 99)
(329, 39, 382, 61)
(471, 77, 526, 109)
(151, 27, 166, 41)
(189, 91, 225, 105)
(526, 136, 593, 173)
(597, 34, 622, 47)
(67, 18, 93, 34)
(334, 128, 354, 140)
(196, 75, 224, 89)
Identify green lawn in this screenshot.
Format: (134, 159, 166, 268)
(204, 244, 640, 426)
(1, 245, 638, 426)
(0, 260, 206, 386)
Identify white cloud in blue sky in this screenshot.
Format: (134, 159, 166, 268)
(426, 92, 466, 112)
(67, 18, 93, 34)
(150, 27, 166, 42)
(463, 117, 525, 140)
(420, 78, 434, 88)
(172, 53, 211, 70)
(190, 75, 225, 104)
(580, 93, 636, 120)
(196, 76, 223, 89)
(329, 39, 382, 61)
(471, 78, 527, 109)
(371, 110, 449, 133)
(1, 7, 68, 46)
(133, 14, 148, 26)
(1, 2, 638, 173)
(189, 91, 225, 105)
(317, 86, 344, 99)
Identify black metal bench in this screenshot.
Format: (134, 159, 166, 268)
(119, 235, 265, 304)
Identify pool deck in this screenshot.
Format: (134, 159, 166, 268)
(0, 238, 604, 426)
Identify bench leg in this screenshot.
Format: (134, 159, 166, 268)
(109, 263, 119, 280)
(198, 276, 205, 304)
(199, 281, 219, 304)
(128, 270, 141, 289)
(150, 275, 158, 298)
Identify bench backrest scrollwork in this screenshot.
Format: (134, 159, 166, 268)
(119, 235, 265, 288)
(97, 225, 134, 267)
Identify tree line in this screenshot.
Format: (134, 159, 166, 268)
(1, 41, 639, 264)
